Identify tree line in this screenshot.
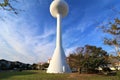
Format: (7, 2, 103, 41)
(67, 18, 120, 74)
(0, 59, 49, 71)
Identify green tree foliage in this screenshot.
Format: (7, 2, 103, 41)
(32, 63, 38, 70)
(0, 62, 8, 70)
(0, 0, 18, 14)
(41, 63, 49, 69)
(101, 18, 120, 56)
(68, 45, 109, 73)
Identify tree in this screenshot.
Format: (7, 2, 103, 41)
(101, 18, 120, 56)
(32, 63, 38, 70)
(41, 63, 49, 70)
(68, 45, 109, 73)
(0, 0, 18, 14)
(0, 62, 8, 70)
(68, 47, 84, 73)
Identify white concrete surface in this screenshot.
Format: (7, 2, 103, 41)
(47, 0, 71, 73)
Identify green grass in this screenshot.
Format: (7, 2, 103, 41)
(0, 70, 120, 80)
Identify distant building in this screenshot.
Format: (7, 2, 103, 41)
(47, 58, 51, 64)
(108, 57, 120, 70)
(115, 61, 120, 70)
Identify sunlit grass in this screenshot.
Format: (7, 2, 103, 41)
(0, 70, 120, 80)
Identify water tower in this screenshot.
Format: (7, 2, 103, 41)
(47, 0, 71, 73)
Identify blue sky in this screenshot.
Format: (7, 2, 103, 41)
(0, 0, 120, 64)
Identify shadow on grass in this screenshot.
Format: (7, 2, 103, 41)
(0, 70, 37, 79)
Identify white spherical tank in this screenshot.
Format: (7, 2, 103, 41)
(50, 0, 69, 18)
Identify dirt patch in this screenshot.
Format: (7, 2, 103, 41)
(68, 73, 98, 80)
(70, 73, 97, 77)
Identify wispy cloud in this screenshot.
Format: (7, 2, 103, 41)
(0, 0, 120, 63)
(0, 17, 55, 63)
(0, 0, 56, 63)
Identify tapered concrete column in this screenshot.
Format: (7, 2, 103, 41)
(56, 14, 62, 48)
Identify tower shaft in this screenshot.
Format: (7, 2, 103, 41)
(47, 0, 71, 73)
(56, 14, 62, 48)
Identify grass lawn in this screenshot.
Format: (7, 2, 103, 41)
(0, 70, 120, 80)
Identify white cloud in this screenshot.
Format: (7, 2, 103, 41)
(0, 18, 55, 63)
(0, 1, 56, 63)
